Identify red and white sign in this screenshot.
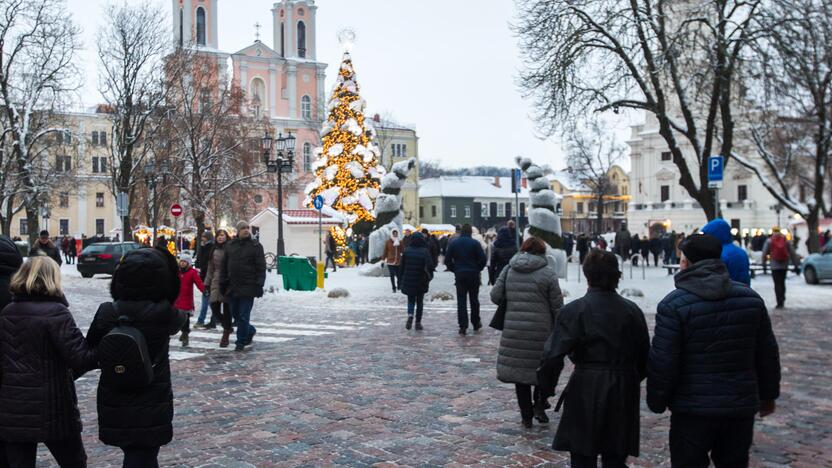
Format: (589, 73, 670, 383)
(170, 204, 183, 217)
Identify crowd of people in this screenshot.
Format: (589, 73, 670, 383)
(0, 219, 266, 467)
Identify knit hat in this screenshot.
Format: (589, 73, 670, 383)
(178, 253, 193, 266)
(111, 247, 180, 303)
(236, 220, 250, 230)
(679, 234, 722, 264)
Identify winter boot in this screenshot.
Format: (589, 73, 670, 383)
(180, 332, 189, 348)
(415, 322, 423, 331)
(205, 320, 217, 330)
(406, 316, 413, 330)
(219, 329, 231, 348)
(534, 402, 549, 424)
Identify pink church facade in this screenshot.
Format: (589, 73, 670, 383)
(172, 0, 324, 210)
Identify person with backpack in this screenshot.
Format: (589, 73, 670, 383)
(762, 227, 800, 309)
(0, 256, 97, 467)
(85, 247, 187, 468)
(174, 253, 204, 347)
(220, 221, 266, 352)
(397, 232, 435, 331)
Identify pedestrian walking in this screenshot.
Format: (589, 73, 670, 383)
(492, 237, 563, 428)
(174, 253, 204, 347)
(325, 231, 338, 272)
(0, 256, 97, 468)
(194, 231, 215, 328)
(426, 231, 441, 267)
(444, 224, 487, 335)
(648, 234, 781, 468)
(29, 230, 62, 266)
(382, 229, 404, 293)
(576, 233, 589, 264)
(86, 247, 187, 468)
(614, 225, 631, 260)
(61, 236, 70, 264)
(489, 227, 517, 283)
(398, 232, 435, 330)
(361, 235, 370, 264)
(701, 218, 750, 285)
(485, 231, 496, 285)
(563, 233, 574, 261)
(649, 236, 662, 267)
(67, 236, 77, 265)
(203, 230, 233, 346)
(0, 236, 23, 312)
(661, 233, 672, 265)
(220, 221, 266, 352)
(538, 249, 649, 465)
(639, 235, 650, 265)
(762, 227, 800, 309)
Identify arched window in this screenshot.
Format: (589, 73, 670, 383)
(301, 95, 312, 120)
(297, 21, 306, 57)
(250, 78, 266, 117)
(196, 7, 206, 46)
(303, 143, 312, 172)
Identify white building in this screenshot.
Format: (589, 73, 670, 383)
(627, 116, 780, 238)
(249, 208, 340, 259)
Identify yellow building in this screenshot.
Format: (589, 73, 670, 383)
(549, 165, 630, 234)
(371, 115, 420, 226)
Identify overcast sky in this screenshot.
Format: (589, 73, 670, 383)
(67, 0, 575, 170)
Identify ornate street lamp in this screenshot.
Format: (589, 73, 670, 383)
(261, 130, 295, 258)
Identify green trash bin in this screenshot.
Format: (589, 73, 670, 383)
(279, 256, 318, 291)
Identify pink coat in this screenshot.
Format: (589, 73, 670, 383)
(174, 267, 204, 311)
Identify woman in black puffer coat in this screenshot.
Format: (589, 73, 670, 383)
(398, 232, 435, 331)
(86, 247, 187, 468)
(0, 256, 97, 467)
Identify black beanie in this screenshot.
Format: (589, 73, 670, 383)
(110, 247, 180, 303)
(680, 234, 722, 264)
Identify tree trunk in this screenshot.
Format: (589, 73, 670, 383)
(26, 208, 39, 243)
(194, 211, 206, 253)
(806, 210, 820, 254)
(596, 195, 605, 234)
(1, 194, 14, 236)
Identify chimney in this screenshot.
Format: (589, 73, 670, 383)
(493, 176, 501, 188)
(373, 113, 380, 122)
(521, 178, 528, 189)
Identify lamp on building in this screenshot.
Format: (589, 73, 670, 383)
(261, 130, 295, 258)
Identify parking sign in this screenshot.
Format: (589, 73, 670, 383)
(707, 155, 724, 188)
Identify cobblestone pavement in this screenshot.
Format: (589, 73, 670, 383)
(36, 265, 832, 467)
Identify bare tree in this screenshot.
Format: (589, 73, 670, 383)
(565, 119, 625, 234)
(97, 0, 168, 241)
(516, 0, 764, 220)
(733, 0, 831, 253)
(0, 0, 81, 238)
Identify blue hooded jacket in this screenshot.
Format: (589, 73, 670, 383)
(700, 218, 750, 285)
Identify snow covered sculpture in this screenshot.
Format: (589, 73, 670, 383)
(517, 157, 568, 278)
(368, 158, 416, 262)
(304, 50, 383, 244)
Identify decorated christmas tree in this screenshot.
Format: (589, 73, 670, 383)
(305, 44, 384, 245)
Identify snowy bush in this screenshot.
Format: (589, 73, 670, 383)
(328, 288, 351, 298)
(621, 288, 644, 298)
(431, 291, 455, 301)
(357, 262, 386, 277)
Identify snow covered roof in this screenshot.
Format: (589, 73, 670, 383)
(419, 176, 530, 200)
(251, 208, 341, 226)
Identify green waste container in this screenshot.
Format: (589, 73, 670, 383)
(279, 256, 319, 291)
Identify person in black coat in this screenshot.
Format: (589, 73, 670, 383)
(647, 234, 781, 467)
(576, 233, 589, 264)
(86, 247, 187, 468)
(0, 236, 23, 312)
(220, 221, 266, 351)
(398, 232, 435, 330)
(194, 231, 215, 328)
(0, 256, 97, 467)
(639, 236, 650, 264)
(29, 230, 62, 266)
(538, 249, 649, 466)
(648, 236, 662, 266)
(444, 224, 487, 335)
(489, 227, 517, 281)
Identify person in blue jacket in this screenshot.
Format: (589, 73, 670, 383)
(700, 218, 750, 285)
(444, 224, 487, 335)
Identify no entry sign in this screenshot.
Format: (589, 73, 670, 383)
(170, 204, 183, 217)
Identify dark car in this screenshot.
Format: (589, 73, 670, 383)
(77, 242, 141, 278)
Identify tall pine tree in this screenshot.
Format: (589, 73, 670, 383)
(305, 51, 383, 240)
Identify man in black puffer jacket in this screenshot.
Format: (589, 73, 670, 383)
(648, 234, 781, 468)
(0, 235, 23, 311)
(86, 247, 187, 467)
(221, 221, 266, 351)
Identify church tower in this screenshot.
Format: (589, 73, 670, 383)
(172, 0, 219, 49)
(271, 0, 317, 60)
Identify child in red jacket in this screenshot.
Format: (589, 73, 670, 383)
(175, 253, 204, 347)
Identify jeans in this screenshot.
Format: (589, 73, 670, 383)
(454, 272, 481, 329)
(669, 413, 754, 468)
(514, 384, 542, 420)
(772, 269, 787, 306)
(407, 294, 424, 321)
(4, 434, 86, 468)
(122, 446, 160, 468)
(570, 453, 628, 468)
(325, 252, 337, 271)
(387, 265, 399, 290)
(229, 295, 256, 347)
(197, 291, 211, 324)
(210, 301, 232, 331)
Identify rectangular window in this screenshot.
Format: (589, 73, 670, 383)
(738, 185, 747, 202)
(577, 202, 584, 214)
(506, 203, 512, 217)
(520, 202, 526, 216)
(92, 156, 107, 173)
(431, 205, 437, 217)
(59, 219, 69, 235)
(419, 206, 424, 218)
(95, 219, 104, 236)
(497, 203, 505, 217)
(59, 192, 69, 208)
(661, 185, 670, 202)
(450, 205, 457, 218)
(400, 144, 407, 157)
(589, 202, 596, 213)
(56, 129, 72, 144)
(19, 218, 28, 235)
(55, 155, 71, 172)
(100, 131, 107, 146)
(464, 205, 471, 218)
(481, 203, 489, 217)
(661, 151, 672, 161)
(92, 131, 99, 145)
(95, 192, 105, 208)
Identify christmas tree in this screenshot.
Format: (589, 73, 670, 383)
(305, 49, 383, 240)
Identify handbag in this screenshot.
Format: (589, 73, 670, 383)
(489, 269, 510, 330)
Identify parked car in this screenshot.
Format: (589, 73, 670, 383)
(77, 242, 141, 278)
(802, 243, 832, 284)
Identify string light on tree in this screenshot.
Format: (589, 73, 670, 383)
(305, 30, 383, 262)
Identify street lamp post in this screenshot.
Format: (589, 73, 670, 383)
(261, 130, 295, 258)
(144, 160, 170, 243)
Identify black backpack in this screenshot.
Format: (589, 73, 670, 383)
(99, 302, 159, 390)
